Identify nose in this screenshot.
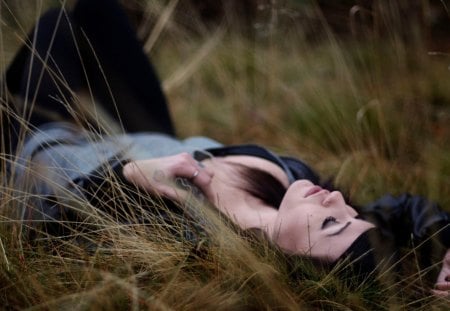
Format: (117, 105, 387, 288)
(323, 191, 338, 206)
(322, 191, 346, 207)
(322, 191, 358, 216)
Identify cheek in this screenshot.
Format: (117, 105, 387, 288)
(273, 211, 315, 241)
(272, 215, 324, 255)
(276, 201, 318, 231)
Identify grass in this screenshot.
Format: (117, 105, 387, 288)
(162, 4, 450, 206)
(1, 0, 450, 309)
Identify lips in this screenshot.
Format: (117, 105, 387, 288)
(304, 185, 323, 198)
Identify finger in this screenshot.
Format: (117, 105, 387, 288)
(434, 282, 450, 291)
(170, 161, 213, 187)
(431, 289, 450, 298)
(191, 166, 214, 188)
(174, 169, 214, 201)
(437, 274, 450, 284)
(156, 184, 189, 201)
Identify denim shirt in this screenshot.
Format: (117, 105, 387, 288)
(12, 122, 222, 224)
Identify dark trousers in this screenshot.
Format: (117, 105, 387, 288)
(2, 0, 175, 154)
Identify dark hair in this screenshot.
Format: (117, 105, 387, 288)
(233, 163, 351, 209)
(232, 163, 287, 208)
(332, 228, 380, 284)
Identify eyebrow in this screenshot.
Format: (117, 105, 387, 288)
(327, 221, 351, 236)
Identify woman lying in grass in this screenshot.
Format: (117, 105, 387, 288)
(3, 0, 450, 300)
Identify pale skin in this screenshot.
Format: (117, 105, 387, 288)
(123, 152, 450, 297)
(432, 249, 450, 297)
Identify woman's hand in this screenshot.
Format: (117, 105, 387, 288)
(122, 153, 214, 202)
(432, 249, 450, 298)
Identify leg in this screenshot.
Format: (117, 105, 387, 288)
(4, 0, 175, 142)
(71, 0, 175, 135)
(2, 8, 82, 155)
(6, 8, 86, 128)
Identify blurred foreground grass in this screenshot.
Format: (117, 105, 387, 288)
(1, 0, 450, 309)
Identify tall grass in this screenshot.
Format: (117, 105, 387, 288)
(1, 0, 450, 309)
(163, 1, 450, 206)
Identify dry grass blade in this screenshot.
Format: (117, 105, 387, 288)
(143, 0, 179, 54)
(163, 26, 225, 93)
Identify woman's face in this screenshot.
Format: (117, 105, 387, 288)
(268, 179, 375, 261)
(205, 156, 375, 261)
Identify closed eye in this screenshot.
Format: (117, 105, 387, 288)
(321, 216, 338, 229)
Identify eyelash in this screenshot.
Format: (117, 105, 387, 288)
(322, 216, 337, 229)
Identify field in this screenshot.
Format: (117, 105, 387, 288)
(1, 0, 450, 309)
